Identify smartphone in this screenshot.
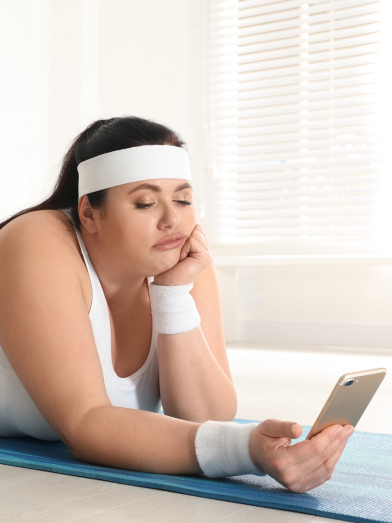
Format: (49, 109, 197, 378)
(306, 368, 387, 440)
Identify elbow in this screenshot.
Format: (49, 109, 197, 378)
(71, 445, 80, 460)
(199, 405, 237, 423)
(224, 384, 238, 420)
(216, 388, 237, 421)
(59, 433, 82, 460)
(202, 386, 238, 423)
(68, 404, 109, 461)
(216, 395, 238, 422)
(53, 425, 84, 460)
(70, 436, 84, 462)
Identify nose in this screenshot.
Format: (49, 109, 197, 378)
(157, 201, 181, 230)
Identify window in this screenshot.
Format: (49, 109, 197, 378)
(200, 0, 392, 254)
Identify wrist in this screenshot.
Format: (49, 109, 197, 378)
(194, 421, 266, 478)
(149, 281, 201, 334)
(153, 277, 191, 286)
(152, 278, 169, 286)
(248, 427, 260, 471)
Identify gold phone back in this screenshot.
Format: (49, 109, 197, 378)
(307, 369, 386, 440)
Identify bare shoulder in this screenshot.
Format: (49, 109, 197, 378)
(0, 209, 109, 448)
(0, 209, 91, 314)
(0, 209, 86, 281)
(0, 209, 76, 254)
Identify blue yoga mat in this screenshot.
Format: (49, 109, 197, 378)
(0, 419, 391, 523)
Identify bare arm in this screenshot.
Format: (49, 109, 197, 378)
(156, 263, 237, 422)
(75, 230, 236, 467)
(73, 406, 202, 474)
(0, 212, 353, 485)
(0, 213, 201, 474)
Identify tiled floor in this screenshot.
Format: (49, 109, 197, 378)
(0, 343, 391, 522)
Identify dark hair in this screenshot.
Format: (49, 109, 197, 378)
(0, 116, 185, 231)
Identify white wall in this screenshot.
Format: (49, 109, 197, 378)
(0, 0, 50, 218)
(215, 261, 392, 349)
(1, 0, 391, 349)
(0, 0, 198, 220)
(232, 263, 392, 348)
(97, 0, 201, 207)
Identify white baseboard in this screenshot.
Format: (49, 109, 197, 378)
(238, 320, 392, 349)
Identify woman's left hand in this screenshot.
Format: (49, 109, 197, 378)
(153, 224, 213, 286)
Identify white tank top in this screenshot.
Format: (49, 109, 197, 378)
(0, 209, 161, 441)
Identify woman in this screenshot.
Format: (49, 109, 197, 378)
(0, 116, 353, 492)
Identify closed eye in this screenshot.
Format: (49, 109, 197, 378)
(136, 201, 192, 209)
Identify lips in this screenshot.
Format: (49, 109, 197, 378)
(153, 234, 187, 247)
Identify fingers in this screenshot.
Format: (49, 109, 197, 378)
(297, 431, 351, 492)
(180, 236, 209, 260)
(291, 425, 351, 477)
(194, 224, 209, 248)
(182, 225, 209, 252)
(179, 248, 189, 261)
(179, 227, 212, 265)
(287, 424, 349, 467)
(259, 418, 302, 440)
(252, 421, 354, 493)
(189, 227, 209, 250)
(193, 232, 208, 250)
(182, 224, 209, 251)
(314, 434, 350, 480)
(281, 425, 354, 493)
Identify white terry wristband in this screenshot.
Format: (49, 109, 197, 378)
(194, 420, 266, 478)
(149, 282, 201, 335)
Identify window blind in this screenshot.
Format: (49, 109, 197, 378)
(201, 0, 389, 250)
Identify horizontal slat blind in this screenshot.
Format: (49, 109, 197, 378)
(201, 0, 384, 246)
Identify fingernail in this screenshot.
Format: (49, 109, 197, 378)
(334, 426, 343, 436)
(291, 423, 298, 435)
(346, 426, 355, 437)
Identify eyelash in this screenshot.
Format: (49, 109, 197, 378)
(136, 201, 192, 209)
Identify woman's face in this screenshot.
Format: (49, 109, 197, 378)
(93, 178, 198, 278)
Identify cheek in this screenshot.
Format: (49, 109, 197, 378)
(112, 205, 198, 253)
(120, 216, 156, 251)
(184, 206, 198, 228)
(122, 227, 147, 249)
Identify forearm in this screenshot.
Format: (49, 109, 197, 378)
(72, 405, 202, 474)
(158, 326, 237, 422)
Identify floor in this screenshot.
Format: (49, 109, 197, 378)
(0, 343, 391, 522)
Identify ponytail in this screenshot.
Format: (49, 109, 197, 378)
(0, 116, 185, 231)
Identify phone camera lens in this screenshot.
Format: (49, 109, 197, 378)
(345, 379, 354, 386)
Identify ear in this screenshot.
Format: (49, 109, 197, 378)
(78, 196, 98, 234)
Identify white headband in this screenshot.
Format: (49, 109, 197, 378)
(77, 144, 192, 199)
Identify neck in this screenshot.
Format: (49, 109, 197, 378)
(80, 229, 150, 315)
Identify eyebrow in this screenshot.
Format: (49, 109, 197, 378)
(127, 182, 193, 194)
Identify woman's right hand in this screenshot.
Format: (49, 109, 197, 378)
(153, 224, 212, 287)
(249, 419, 354, 493)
